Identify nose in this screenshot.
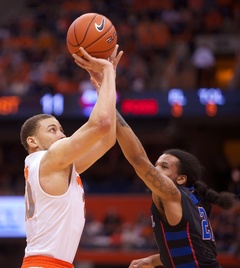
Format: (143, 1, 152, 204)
(59, 131, 66, 139)
(61, 133, 66, 139)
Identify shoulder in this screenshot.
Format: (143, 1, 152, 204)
(25, 151, 47, 165)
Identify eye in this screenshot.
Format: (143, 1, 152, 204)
(155, 162, 168, 169)
(50, 127, 56, 132)
(160, 163, 170, 169)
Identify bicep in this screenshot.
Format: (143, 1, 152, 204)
(74, 136, 111, 173)
(41, 122, 106, 172)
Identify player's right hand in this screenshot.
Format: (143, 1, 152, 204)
(73, 47, 113, 73)
(128, 257, 155, 268)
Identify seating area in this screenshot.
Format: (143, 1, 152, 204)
(0, 0, 240, 96)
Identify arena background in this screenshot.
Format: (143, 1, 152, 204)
(0, 0, 240, 267)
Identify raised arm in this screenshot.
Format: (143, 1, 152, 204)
(41, 48, 117, 175)
(73, 45, 124, 172)
(116, 110, 179, 201)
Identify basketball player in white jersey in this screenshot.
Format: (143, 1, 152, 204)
(20, 46, 123, 268)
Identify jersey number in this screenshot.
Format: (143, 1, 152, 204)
(198, 207, 214, 241)
(25, 180, 35, 220)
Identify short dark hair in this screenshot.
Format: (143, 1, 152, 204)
(20, 114, 54, 151)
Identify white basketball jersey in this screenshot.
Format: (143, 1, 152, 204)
(24, 151, 85, 263)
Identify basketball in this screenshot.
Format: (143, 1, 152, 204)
(66, 13, 117, 59)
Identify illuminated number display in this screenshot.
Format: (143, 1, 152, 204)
(168, 89, 187, 117)
(40, 94, 64, 115)
(0, 96, 21, 115)
(121, 98, 158, 116)
(0, 89, 239, 120)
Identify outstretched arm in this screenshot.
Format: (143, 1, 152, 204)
(116, 110, 179, 201)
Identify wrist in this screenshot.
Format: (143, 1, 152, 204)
(102, 63, 114, 72)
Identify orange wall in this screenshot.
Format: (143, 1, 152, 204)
(85, 194, 152, 222)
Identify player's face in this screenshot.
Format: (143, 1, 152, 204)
(155, 154, 180, 183)
(34, 118, 66, 150)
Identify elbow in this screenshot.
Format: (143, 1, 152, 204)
(104, 118, 117, 148)
(97, 116, 113, 135)
(109, 135, 117, 148)
(96, 116, 116, 145)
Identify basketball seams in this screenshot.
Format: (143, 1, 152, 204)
(84, 25, 115, 51)
(69, 25, 115, 54)
(89, 45, 116, 56)
(74, 14, 97, 46)
(66, 13, 117, 58)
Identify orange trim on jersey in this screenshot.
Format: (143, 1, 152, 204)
(24, 166, 29, 181)
(21, 255, 74, 268)
(76, 174, 83, 188)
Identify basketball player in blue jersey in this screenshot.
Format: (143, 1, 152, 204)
(115, 110, 237, 268)
(84, 47, 237, 268)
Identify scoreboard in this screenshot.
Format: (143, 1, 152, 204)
(0, 88, 239, 120)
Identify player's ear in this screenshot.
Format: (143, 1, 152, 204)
(27, 136, 38, 150)
(176, 175, 187, 186)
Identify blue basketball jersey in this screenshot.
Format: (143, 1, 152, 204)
(151, 186, 219, 268)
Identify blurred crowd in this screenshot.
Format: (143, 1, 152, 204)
(80, 205, 240, 259)
(1, 0, 240, 195)
(80, 209, 157, 251)
(0, 0, 240, 96)
(0, 0, 240, 261)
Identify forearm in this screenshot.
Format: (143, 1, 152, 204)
(94, 65, 116, 119)
(116, 110, 148, 166)
(116, 110, 178, 200)
(89, 65, 116, 138)
(73, 49, 117, 132)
